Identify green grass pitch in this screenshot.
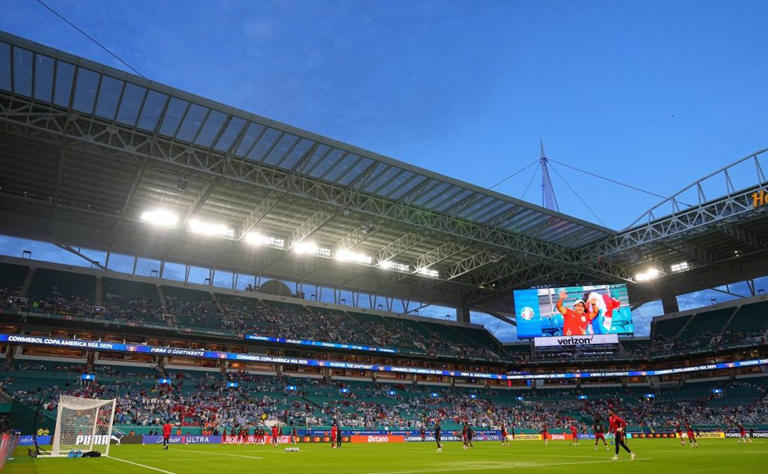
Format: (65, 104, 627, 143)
(5, 439, 765, 473)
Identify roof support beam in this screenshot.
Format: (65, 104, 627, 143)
(376, 232, 427, 263)
(446, 250, 503, 280)
(287, 209, 335, 248)
(414, 241, 467, 270)
(237, 193, 281, 239)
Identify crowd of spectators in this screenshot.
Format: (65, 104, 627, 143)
(4, 362, 767, 434)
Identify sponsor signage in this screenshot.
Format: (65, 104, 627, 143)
(350, 435, 404, 444)
(534, 334, 619, 347)
(245, 334, 398, 354)
(18, 435, 51, 446)
(1, 333, 766, 381)
(143, 435, 222, 445)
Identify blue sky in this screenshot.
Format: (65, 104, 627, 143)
(1, 0, 767, 339)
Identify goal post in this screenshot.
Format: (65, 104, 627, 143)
(48, 395, 117, 457)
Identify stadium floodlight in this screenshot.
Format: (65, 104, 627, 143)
(670, 261, 690, 272)
(140, 209, 178, 228)
(245, 232, 285, 248)
(635, 267, 661, 282)
(188, 218, 235, 238)
(335, 249, 372, 265)
(378, 260, 410, 272)
(293, 241, 318, 255)
(416, 267, 439, 278)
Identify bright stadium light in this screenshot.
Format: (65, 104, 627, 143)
(188, 218, 235, 238)
(635, 267, 660, 282)
(140, 209, 178, 228)
(293, 241, 330, 256)
(416, 267, 439, 278)
(670, 261, 690, 272)
(245, 232, 285, 248)
(378, 260, 410, 272)
(335, 249, 372, 265)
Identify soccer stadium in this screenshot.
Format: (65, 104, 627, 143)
(0, 3, 767, 473)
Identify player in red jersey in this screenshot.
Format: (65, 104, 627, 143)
(570, 424, 579, 446)
(271, 424, 279, 447)
(500, 423, 509, 447)
(556, 291, 599, 336)
(684, 420, 698, 448)
(738, 424, 750, 444)
(541, 423, 549, 446)
(609, 410, 636, 460)
(330, 423, 338, 448)
(593, 419, 608, 450)
(162, 421, 172, 450)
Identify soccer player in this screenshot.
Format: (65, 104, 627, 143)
(509, 426, 515, 441)
(330, 423, 338, 448)
(501, 423, 509, 447)
(462, 423, 469, 449)
(676, 422, 685, 446)
(541, 423, 549, 446)
(336, 423, 342, 448)
(162, 421, 172, 450)
(291, 424, 298, 445)
(609, 410, 636, 461)
(272, 424, 279, 447)
(467, 425, 474, 448)
(738, 424, 750, 444)
(435, 421, 443, 452)
(570, 424, 579, 446)
(748, 427, 754, 443)
(556, 290, 599, 336)
(420, 425, 426, 442)
(685, 420, 698, 448)
(593, 419, 608, 450)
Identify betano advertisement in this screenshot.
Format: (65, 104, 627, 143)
(515, 284, 633, 338)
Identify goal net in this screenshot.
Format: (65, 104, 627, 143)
(49, 395, 116, 457)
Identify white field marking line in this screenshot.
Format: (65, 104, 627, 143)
(174, 447, 263, 460)
(365, 458, 651, 474)
(108, 456, 177, 474)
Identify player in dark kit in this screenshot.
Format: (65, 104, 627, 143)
(420, 426, 426, 442)
(609, 410, 636, 461)
(467, 425, 474, 448)
(593, 419, 608, 450)
(162, 421, 172, 450)
(435, 421, 443, 452)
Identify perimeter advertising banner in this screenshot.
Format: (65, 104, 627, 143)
(515, 284, 633, 338)
(534, 334, 619, 347)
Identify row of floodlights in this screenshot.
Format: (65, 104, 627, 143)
(141, 208, 439, 278)
(634, 260, 691, 283)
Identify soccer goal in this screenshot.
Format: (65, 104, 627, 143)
(47, 395, 117, 457)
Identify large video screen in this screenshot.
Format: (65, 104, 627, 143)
(514, 284, 633, 338)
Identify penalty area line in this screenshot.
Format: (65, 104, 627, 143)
(108, 455, 177, 474)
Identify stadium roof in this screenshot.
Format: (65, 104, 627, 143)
(1, 31, 767, 315)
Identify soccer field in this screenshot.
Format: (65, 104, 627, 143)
(4, 440, 765, 474)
